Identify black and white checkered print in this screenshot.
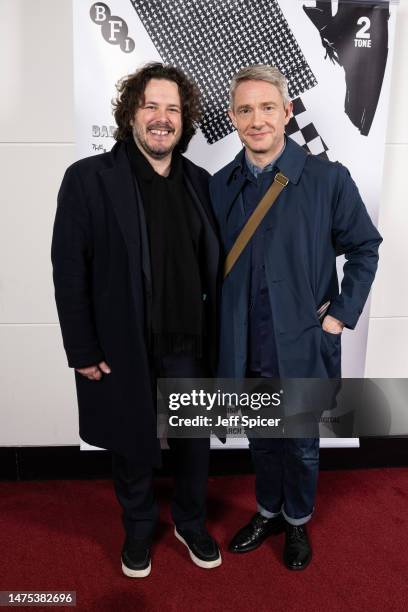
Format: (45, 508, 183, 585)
(130, 0, 318, 144)
(287, 97, 329, 159)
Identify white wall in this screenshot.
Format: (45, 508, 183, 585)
(0, 0, 407, 446)
(0, 0, 78, 445)
(365, 0, 408, 376)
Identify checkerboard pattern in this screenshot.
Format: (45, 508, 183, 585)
(286, 97, 330, 159)
(130, 0, 318, 144)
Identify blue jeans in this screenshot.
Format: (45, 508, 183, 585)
(248, 436, 320, 525)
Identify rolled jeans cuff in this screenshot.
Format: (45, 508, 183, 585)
(257, 503, 281, 519)
(281, 505, 313, 526)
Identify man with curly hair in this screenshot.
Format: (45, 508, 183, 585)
(52, 63, 221, 577)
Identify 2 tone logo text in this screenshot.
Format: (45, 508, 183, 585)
(355, 17, 372, 48)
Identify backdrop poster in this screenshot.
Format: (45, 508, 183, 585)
(73, 0, 398, 450)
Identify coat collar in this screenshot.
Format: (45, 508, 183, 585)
(99, 141, 218, 284)
(227, 135, 309, 186)
(108, 141, 218, 234)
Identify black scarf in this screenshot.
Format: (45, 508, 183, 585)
(126, 138, 204, 357)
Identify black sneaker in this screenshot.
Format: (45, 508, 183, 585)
(121, 537, 151, 578)
(174, 527, 222, 569)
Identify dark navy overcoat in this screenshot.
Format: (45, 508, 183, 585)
(51, 142, 219, 466)
(210, 136, 382, 380)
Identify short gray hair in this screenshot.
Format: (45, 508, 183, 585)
(229, 65, 290, 109)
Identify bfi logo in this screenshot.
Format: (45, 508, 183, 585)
(355, 16, 372, 48)
(90, 3, 135, 53)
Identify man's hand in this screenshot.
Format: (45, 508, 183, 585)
(76, 361, 111, 381)
(322, 315, 344, 335)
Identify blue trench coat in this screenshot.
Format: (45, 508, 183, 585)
(210, 136, 382, 380)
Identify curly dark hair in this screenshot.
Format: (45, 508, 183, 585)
(112, 62, 202, 153)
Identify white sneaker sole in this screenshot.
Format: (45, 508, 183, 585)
(121, 559, 151, 578)
(174, 528, 222, 569)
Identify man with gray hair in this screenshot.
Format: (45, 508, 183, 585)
(210, 65, 382, 570)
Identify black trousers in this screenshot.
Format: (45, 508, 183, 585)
(112, 353, 210, 541)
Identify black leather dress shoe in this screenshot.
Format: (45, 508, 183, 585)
(283, 524, 312, 570)
(229, 512, 286, 553)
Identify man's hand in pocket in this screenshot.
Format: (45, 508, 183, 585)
(322, 315, 344, 335)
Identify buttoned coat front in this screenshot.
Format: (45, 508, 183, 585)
(209, 137, 382, 380)
(51, 142, 219, 466)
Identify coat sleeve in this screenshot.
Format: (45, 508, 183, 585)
(327, 164, 383, 329)
(51, 165, 105, 368)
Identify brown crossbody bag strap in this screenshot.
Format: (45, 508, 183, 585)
(223, 171, 289, 279)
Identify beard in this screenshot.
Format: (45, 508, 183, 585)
(131, 122, 180, 160)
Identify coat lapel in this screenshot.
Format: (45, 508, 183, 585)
(184, 168, 220, 370)
(225, 174, 247, 224)
(100, 143, 141, 242)
(183, 161, 218, 235)
(99, 143, 150, 306)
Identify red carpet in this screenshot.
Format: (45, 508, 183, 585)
(1, 469, 407, 612)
